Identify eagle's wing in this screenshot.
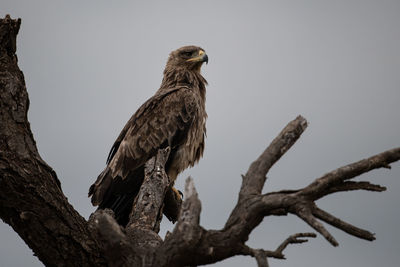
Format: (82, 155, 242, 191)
(106, 87, 182, 165)
(89, 86, 200, 205)
(109, 86, 199, 178)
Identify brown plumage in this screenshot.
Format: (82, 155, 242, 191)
(88, 46, 208, 226)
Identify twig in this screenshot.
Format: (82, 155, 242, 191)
(241, 233, 317, 267)
(312, 206, 375, 241)
(301, 147, 400, 199)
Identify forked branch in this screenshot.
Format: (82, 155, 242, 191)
(241, 232, 317, 267)
(162, 116, 400, 266)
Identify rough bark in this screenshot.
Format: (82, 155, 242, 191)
(1, 16, 399, 267)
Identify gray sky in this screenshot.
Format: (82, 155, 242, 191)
(1, 1, 400, 266)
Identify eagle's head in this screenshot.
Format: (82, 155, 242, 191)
(166, 45, 208, 72)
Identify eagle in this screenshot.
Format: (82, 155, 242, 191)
(89, 46, 208, 226)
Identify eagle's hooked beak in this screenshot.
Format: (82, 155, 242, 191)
(187, 50, 208, 65)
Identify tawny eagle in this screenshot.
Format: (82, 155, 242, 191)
(89, 46, 208, 226)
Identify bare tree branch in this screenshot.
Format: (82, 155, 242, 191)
(323, 181, 386, 195)
(240, 115, 308, 197)
(254, 147, 400, 246)
(241, 233, 317, 266)
(301, 147, 400, 200)
(273, 233, 317, 256)
(293, 204, 339, 246)
(175, 177, 202, 234)
(312, 206, 375, 241)
(223, 116, 309, 245)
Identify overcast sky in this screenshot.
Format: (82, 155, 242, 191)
(1, 1, 400, 266)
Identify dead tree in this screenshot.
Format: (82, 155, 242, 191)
(1, 16, 399, 267)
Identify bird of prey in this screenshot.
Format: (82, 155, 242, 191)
(89, 46, 208, 226)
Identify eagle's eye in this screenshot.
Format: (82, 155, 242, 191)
(181, 51, 193, 58)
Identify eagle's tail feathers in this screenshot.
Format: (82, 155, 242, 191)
(106, 193, 136, 226)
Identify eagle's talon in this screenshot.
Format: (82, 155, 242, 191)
(171, 187, 183, 201)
